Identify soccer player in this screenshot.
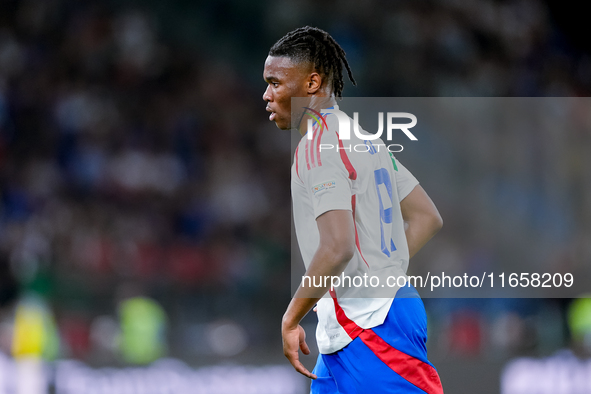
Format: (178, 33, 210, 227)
(263, 26, 444, 393)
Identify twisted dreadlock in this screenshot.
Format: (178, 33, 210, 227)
(269, 26, 356, 98)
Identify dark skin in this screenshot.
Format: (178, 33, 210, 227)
(263, 56, 443, 379)
(263, 55, 333, 133)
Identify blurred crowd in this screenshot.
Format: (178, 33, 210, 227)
(0, 0, 291, 364)
(0, 0, 590, 367)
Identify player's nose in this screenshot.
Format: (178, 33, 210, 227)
(262, 85, 272, 102)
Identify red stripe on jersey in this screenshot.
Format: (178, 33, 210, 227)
(305, 107, 329, 169)
(336, 134, 357, 180)
(330, 290, 443, 394)
(359, 330, 444, 394)
(315, 120, 324, 167)
(329, 289, 364, 340)
(294, 146, 300, 180)
(351, 195, 370, 268)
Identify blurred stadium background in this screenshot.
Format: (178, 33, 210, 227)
(0, 0, 590, 393)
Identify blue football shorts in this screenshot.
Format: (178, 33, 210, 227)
(311, 284, 443, 394)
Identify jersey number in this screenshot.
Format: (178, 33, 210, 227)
(374, 168, 396, 257)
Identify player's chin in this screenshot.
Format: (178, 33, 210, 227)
(273, 117, 292, 130)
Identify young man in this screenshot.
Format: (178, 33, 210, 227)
(263, 26, 444, 393)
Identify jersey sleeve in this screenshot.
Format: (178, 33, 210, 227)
(301, 123, 353, 219)
(393, 157, 419, 202)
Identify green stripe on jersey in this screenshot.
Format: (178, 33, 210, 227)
(388, 151, 398, 171)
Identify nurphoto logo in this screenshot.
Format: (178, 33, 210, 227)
(303, 107, 417, 153)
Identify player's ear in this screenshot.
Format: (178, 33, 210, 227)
(307, 72, 322, 94)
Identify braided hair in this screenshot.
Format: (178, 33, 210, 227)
(269, 26, 356, 97)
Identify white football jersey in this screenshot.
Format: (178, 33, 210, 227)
(291, 105, 419, 354)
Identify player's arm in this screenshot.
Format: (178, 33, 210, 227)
(400, 185, 443, 258)
(281, 209, 355, 379)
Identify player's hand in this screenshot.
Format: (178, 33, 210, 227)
(281, 323, 317, 379)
